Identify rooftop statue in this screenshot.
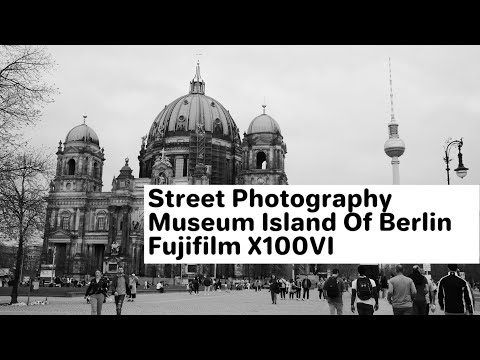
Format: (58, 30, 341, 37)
(153, 148, 172, 168)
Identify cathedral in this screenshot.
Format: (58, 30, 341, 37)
(40, 63, 288, 280)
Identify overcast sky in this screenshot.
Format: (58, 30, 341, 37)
(25, 45, 480, 187)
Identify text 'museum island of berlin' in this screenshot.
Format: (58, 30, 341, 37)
(41, 62, 289, 280)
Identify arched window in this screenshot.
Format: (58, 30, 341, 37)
(256, 152, 267, 170)
(93, 162, 99, 178)
(67, 159, 76, 175)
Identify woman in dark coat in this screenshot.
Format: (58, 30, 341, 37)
(269, 274, 280, 304)
(84, 270, 109, 315)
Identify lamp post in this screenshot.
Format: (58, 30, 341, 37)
(444, 138, 469, 185)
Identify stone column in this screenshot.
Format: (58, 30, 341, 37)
(72, 207, 78, 232)
(269, 146, 274, 170)
(90, 208, 95, 232)
(56, 157, 62, 176)
(121, 205, 131, 257)
(78, 157, 83, 176)
(79, 206, 86, 255)
(99, 161, 104, 181)
(107, 205, 117, 252)
(55, 208, 60, 229)
(65, 243, 71, 273)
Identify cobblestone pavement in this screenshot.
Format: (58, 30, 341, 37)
(1, 289, 478, 315)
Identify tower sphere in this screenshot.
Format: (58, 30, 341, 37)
(384, 137, 405, 158)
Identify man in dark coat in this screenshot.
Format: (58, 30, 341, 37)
(302, 275, 312, 300)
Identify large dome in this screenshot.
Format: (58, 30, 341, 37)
(147, 62, 240, 145)
(65, 124, 99, 146)
(247, 113, 281, 135)
(147, 93, 240, 143)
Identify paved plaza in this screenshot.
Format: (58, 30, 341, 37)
(1, 289, 479, 315)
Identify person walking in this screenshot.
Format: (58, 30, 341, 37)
(344, 278, 350, 293)
(317, 277, 325, 300)
(437, 264, 474, 315)
(350, 265, 379, 315)
(288, 279, 296, 300)
(408, 265, 429, 315)
(425, 274, 437, 315)
(269, 274, 280, 304)
(203, 276, 212, 295)
(380, 274, 388, 299)
(285, 279, 291, 298)
(279, 277, 287, 300)
(295, 276, 302, 300)
(387, 265, 416, 315)
(84, 270, 109, 315)
(110, 266, 131, 315)
(302, 275, 312, 301)
(193, 276, 199, 295)
(127, 273, 139, 302)
(324, 269, 346, 315)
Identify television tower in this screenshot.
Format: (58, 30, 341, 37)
(384, 58, 405, 184)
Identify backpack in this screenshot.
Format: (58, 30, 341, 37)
(356, 277, 373, 301)
(413, 277, 428, 300)
(325, 277, 340, 298)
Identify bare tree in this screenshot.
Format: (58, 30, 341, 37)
(0, 148, 53, 304)
(0, 45, 57, 174)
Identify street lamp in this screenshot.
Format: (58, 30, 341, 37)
(444, 138, 468, 185)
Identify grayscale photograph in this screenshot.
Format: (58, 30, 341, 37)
(0, 45, 478, 315)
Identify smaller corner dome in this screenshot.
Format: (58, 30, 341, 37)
(65, 124, 99, 146)
(247, 113, 282, 135)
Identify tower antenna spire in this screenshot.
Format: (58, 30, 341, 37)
(262, 96, 266, 114)
(83, 113, 87, 124)
(389, 57, 396, 123)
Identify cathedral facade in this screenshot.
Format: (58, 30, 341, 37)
(40, 63, 288, 280)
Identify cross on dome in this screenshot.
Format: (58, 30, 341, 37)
(190, 60, 205, 94)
